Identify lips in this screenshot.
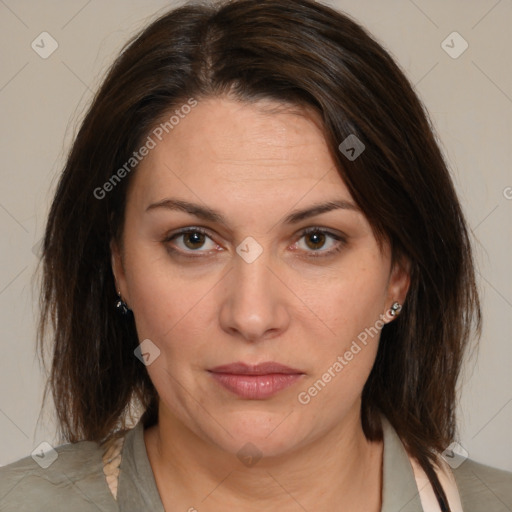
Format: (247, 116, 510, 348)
(208, 361, 305, 399)
(209, 361, 303, 375)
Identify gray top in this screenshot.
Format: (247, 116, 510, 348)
(1, 417, 511, 511)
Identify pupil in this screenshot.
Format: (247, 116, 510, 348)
(307, 232, 325, 250)
(185, 232, 204, 249)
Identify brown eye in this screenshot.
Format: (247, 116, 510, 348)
(304, 231, 327, 250)
(294, 228, 346, 257)
(165, 228, 218, 255)
(183, 231, 207, 250)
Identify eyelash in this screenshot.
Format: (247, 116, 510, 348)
(163, 226, 347, 259)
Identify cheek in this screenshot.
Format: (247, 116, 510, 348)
(130, 278, 212, 356)
(123, 238, 208, 335)
(303, 254, 389, 348)
(294, 254, 389, 400)
(125, 228, 389, 363)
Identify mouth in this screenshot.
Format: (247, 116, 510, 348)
(207, 361, 305, 399)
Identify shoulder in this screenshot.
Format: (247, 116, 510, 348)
(0, 438, 117, 512)
(452, 459, 512, 511)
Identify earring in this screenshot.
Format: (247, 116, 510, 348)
(115, 291, 130, 316)
(389, 301, 402, 317)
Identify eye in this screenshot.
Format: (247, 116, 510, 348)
(163, 226, 346, 259)
(293, 227, 346, 257)
(164, 227, 219, 255)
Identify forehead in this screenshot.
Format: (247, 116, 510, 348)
(129, 97, 353, 208)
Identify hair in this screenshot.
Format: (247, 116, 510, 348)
(38, 1, 481, 510)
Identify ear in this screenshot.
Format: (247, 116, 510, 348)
(385, 256, 410, 321)
(110, 239, 129, 303)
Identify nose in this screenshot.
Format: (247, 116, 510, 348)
(219, 249, 291, 343)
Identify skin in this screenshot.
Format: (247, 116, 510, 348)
(112, 97, 410, 511)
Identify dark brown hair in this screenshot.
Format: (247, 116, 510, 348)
(38, 1, 481, 510)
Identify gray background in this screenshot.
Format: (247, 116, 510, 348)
(0, 0, 511, 471)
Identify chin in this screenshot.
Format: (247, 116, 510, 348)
(203, 411, 309, 460)
(219, 432, 298, 462)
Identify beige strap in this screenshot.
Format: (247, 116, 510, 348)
(409, 454, 464, 511)
(101, 434, 125, 500)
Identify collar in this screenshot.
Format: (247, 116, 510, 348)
(381, 415, 424, 511)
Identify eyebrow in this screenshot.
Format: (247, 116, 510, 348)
(145, 197, 360, 225)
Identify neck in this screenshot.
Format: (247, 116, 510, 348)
(144, 405, 383, 512)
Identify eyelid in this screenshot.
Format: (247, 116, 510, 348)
(163, 225, 347, 258)
(292, 226, 347, 257)
(163, 226, 220, 257)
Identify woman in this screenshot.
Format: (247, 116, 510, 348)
(1, 0, 510, 511)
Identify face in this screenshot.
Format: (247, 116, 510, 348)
(112, 97, 409, 458)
